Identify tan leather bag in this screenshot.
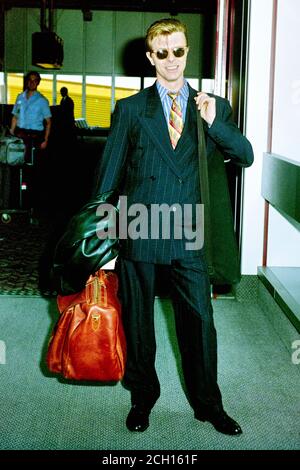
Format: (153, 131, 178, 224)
(47, 270, 126, 381)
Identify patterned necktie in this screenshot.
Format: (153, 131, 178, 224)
(168, 92, 183, 149)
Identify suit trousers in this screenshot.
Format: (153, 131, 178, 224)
(116, 256, 223, 413)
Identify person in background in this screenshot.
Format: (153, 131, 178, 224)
(59, 86, 75, 134)
(10, 70, 51, 163)
(94, 18, 254, 436)
(10, 71, 51, 217)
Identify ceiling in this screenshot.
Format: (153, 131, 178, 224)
(2, 0, 217, 15)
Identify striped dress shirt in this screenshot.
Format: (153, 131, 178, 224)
(156, 80, 189, 125)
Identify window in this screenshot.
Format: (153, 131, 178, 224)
(186, 78, 200, 90)
(56, 75, 83, 119)
(144, 77, 156, 88)
(6, 72, 54, 105)
(38, 74, 53, 104)
(6, 73, 183, 128)
(86, 76, 112, 127)
(115, 77, 140, 103)
(6, 73, 23, 104)
(0, 72, 5, 104)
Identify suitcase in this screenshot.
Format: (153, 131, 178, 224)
(47, 270, 127, 381)
(0, 136, 25, 166)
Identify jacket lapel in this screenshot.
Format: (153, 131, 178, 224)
(174, 85, 198, 160)
(138, 83, 213, 176)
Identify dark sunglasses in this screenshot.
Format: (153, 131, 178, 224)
(151, 47, 188, 60)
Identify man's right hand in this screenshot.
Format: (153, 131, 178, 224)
(194, 92, 216, 126)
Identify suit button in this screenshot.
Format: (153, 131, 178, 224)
(172, 207, 177, 212)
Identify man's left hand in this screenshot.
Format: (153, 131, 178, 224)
(40, 140, 48, 150)
(194, 92, 216, 126)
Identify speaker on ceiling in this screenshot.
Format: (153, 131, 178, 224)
(32, 32, 64, 69)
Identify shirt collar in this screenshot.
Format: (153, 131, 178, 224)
(156, 79, 189, 102)
(23, 90, 40, 99)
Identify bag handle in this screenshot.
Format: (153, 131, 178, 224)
(196, 111, 214, 277)
(86, 271, 108, 307)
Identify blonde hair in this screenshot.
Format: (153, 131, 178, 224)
(145, 18, 188, 51)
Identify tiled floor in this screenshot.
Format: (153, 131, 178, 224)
(0, 214, 55, 296)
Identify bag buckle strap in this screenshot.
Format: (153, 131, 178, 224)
(86, 272, 108, 307)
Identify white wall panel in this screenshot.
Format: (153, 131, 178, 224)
(272, 0, 300, 163)
(243, 0, 300, 273)
(266, 0, 300, 266)
(241, 0, 273, 273)
(268, 206, 300, 266)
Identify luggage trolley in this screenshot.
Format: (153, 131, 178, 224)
(0, 135, 35, 224)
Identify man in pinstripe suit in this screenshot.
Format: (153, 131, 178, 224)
(95, 18, 253, 435)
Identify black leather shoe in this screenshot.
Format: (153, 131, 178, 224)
(195, 409, 242, 436)
(126, 405, 150, 432)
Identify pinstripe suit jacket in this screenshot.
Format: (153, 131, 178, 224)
(95, 83, 253, 264)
